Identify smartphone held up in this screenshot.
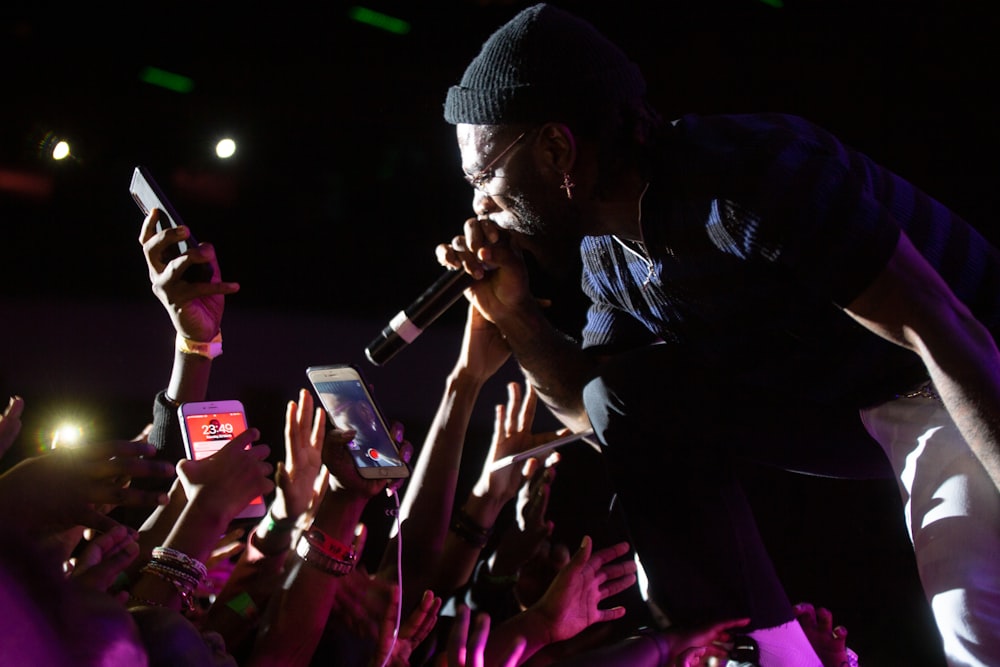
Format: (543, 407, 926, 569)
(129, 165, 214, 283)
(306, 364, 410, 480)
(178, 399, 268, 521)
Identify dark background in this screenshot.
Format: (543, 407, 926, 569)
(4, 1, 997, 663)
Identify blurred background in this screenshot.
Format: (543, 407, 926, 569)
(3, 1, 997, 663)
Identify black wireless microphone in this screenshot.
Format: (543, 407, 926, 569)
(365, 269, 476, 366)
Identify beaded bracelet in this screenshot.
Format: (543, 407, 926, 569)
(151, 546, 208, 582)
(450, 508, 493, 548)
(139, 561, 199, 611)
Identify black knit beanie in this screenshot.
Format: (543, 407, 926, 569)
(443, 3, 646, 128)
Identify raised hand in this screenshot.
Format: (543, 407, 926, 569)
(663, 616, 751, 667)
(474, 381, 559, 503)
(69, 523, 140, 600)
(369, 586, 442, 667)
(139, 207, 239, 342)
(0, 439, 174, 538)
(793, 601, 853, 667)
(434, 604, 525, 667)
(175, 427, 274, 524)
(523, 536, 637, 644)
(273, 388, 326, 521)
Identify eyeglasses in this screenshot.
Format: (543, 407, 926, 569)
(463, 130, 528, 195)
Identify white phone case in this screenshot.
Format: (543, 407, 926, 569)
(306, 364, 410, 480)
(178, 399, 267, 521)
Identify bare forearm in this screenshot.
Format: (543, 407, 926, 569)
(495, 308, 596, 432)
(487, 609, 553, 666)
(398, 370, 486, 536)
(165, 349, 214, 405)
(918, 323, 1000, 490)
(390, 370, 486, 606)
(250, 492, 367, 666)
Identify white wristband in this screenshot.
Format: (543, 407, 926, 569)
(176, 331, 223, 359)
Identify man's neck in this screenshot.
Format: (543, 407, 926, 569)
(581, 170, 649, 241)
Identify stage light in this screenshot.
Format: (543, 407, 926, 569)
(216, 138, 236, 159)
(51, 140, 70, 160)
(349, 6, 410, 35)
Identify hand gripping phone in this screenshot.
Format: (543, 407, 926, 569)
(130, 165, 214, 283)
(306, 364, 410, 480)
(178, 399, 268, 521)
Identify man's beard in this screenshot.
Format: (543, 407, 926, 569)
(502, 189, 582, 277)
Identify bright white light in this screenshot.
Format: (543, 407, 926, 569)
(51, 423, 83, 448)
(215, 138, 236, 159)
(52, 141, 70, 160)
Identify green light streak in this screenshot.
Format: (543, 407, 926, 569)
(758, 0, 784, 7)
(349, 6, 411, 34)
(139, 66, 194, 94)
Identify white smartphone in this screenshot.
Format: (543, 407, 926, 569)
(129, 165, 213, 282)
(177, 399, 267, 521)
(487, 428, 595, 473)
(306, 364, 410, 480)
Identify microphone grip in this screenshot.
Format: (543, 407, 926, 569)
(365, 269, 475, 366)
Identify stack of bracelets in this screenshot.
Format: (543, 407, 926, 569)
(295, 525, 357, 576)
(450, 507, 493, 549)
(137, 546, 208, 612)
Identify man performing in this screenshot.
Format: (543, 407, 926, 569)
(435, 4, 1000, 666)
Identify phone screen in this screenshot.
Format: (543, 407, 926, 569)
(180, 407, 266, 519)
(312, 377, 406, 473)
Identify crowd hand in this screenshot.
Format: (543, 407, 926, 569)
(0, 439, 173, 539)
(0, 395, 24, 460)
(512, 537, 572, 610)
(323, 424, 413, 498)
(270, 388, 326, 522)
(433, 604, 525, 667)
(139, 207, 239, 341)
(207, 525, 247, 568)
(522, 537, 637, 644)
(369, 586, 442, 667)
(793, 601, 851, 667)
(474, 381, 555, 504)
(67, 524, 140, 601)
(175, 427, 274, 524)
(489, 449, 562, 584)
(436, 217, 535, 324)
(662, 617, 751, 667)
(325, 523, 390, 639)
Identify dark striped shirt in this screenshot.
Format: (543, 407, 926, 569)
(580, 113, 1000, 407)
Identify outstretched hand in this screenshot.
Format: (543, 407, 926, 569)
(0, 439, 174, 539)
(793, 601, 852, 667)
(69, 524, 140, 602)
(273, 388, 326, 521)
(139, 207, 239, 341)
(175, 427, 273, 525)
(663, 616, 751, 667)
(524, 536, 637, 644)
(434, 604, 525, 667)
(369, 586, 442, 667)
